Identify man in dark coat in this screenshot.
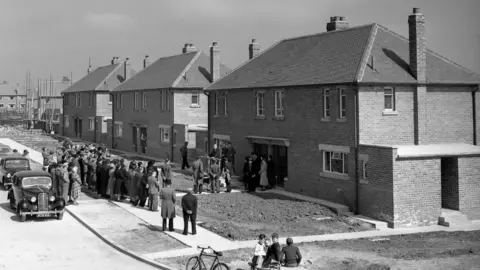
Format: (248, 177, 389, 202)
(161, 158, 172, 188)
(208, 158, 221, 193)
(191, 156, 204, 194)
(181, 189, 198, 235)
(263, 233, 282, 268)
(250, 153, 261, 192)
(49, 163, 60, 196)
(180, 142, 189, 170)
(160, 179, 176, 231)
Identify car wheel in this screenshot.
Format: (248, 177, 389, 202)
(9, 197, 15, 210)
(57, 212, 64, 220)
(20, 213, 26, 222)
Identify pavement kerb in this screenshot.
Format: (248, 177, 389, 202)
(64, 207, 175, 270)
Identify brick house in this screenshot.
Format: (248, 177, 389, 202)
(111, 43, 229, 161)
(62, 57, 133, 144)
(205, 8, 480, 228)
(0, 81, 26, 112)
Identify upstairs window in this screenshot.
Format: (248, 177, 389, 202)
(141, 92, 147, 110)
(75, 93, 81, 107)
(274, 90, 284, 117)
(134, 92, 139, 110)
(338, 88, 346, 118)
(323, 89, 330, 118)
(214, 92, 219, 116)
(384, 87, 395, 111)
(222, 92, 228, 116)
(256, 91, 265, 117)
(191, 93, 200, 106)
(114, 122, 123, 137)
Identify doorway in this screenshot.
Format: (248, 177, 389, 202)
(441, 157, 459, 210)
(272, 145, 288, 187)
(253, 143, 268, 157)
(132, 127, 138, 153)
(139, 127, 147, 154)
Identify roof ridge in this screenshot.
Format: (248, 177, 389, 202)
(172, 51, 203, 87)
(204, 39, 284, 91)
(355, 24, 378, 82)
(94, 63, 122, 90)
(282, 23, 376, 43)
(376, 24, 480, 80)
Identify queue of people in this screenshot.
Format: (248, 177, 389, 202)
(250, 233, 302, 269)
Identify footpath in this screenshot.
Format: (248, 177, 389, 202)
(66, 189, 480, 270)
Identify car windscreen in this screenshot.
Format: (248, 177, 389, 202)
(22, 177, 52, 188)
(5, 159, 29, 170)
(0, 148, 10, 153)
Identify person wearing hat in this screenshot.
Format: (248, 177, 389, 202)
(161, 158, 172, 188)
(128, 161, 138, 205)
(208, 158, 221, 193)
(181, 189, 198, 235)
(147, 170, 160, 212)
(191, 156, 204, 194)
(280, 237, 302, 267)
(160, 179, 176, 231)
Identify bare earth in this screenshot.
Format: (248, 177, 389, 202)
(174, 192, 373, 241)
(156, 230, 480, 270)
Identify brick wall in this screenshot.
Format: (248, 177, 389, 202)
(96, 92, 112, 117)
(476, 91, 480, 145)
(458, 156, 480, 219)
(440, 157, 459, 210)
(62, 91, 96, 142)
(113, 89, 174, 160)
(393, 155, 441, 228)
(359, 85, 475, 145)
(359, 86, 415, 145)
(209, 86, 356, 204)
(357, 145, 394, 222)
(173, 91, 208, 125)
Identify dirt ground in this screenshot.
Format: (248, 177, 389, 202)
(174, 192, 373, 241)
(156, 230, 480, 270)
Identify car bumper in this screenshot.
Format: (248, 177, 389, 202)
(3, 182, 12, 188)
(20, 210, 65, 216)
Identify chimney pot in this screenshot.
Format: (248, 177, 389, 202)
(143, 55, 151, 69)
(123, 57, 130, 81)
(182, 43, 197, 53)
(212, 42, 218, 46)
(413, 7, 420, 14)
(252, 39, 257, 43)
(340, 16, 346, 21)
(326, 16, 349, 31)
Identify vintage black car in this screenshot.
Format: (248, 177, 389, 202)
(7, 170, 66, 222)
(0, 155, 31, 190)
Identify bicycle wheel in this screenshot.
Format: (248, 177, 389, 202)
(185, 256, 201, 270)
(212, 262, 230, 270)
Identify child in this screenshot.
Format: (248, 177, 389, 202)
(250, 234, 267, 269)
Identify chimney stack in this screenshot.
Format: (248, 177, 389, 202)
(143, 55, 151, 69)
(249, 39, 260, 60)
(123, 58, 130, 81)
(210, 42, 220, 82)
(408, 8, 426, 82)
(87, 65, 93, 74)
(111, 56, 119, 65)
(326, 16, 349, 32)
(409, 8, 427, 145)
(182, 43, 197, 53)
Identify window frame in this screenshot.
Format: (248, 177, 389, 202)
(159, 127, 170, 143)
(214, 92, 219, 116)
(274, 90, 285, 117)
(64, 115, 69, 127)
(88, 118, 95, 131)
(223, 92, 228, 116)
(384, 87, 395, 111)
(191, 92, 200, 107)
(114, 122, 123, 137)
(362, 160, 368, 179)
(323, 150, 348, 175)
(141, 92, 147, 110)
(255, 90, 265, 117)
(323, 89, 330, 118)
(134, 92, 139, 110)
(338, 88, 346, 119)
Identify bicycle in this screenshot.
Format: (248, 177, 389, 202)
(186, 246, 230, 270)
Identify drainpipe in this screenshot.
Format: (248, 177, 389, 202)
(473, 85, 479, 145)
(111, 93, 115, 149)
(204, 90, 211, 152)
(354, 87, 360, 214)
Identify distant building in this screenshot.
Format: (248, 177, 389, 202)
(0, 81, 26, 113)
(205, 9, 480, 228)
(35, 77, 72, 123)
(111, 43, 230, 161)
(62, 57, 134, 144)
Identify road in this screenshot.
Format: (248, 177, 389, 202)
(0, 188, 159, 270)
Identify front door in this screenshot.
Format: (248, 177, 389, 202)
(441, 157, 459, 210)
(253, 143, 268, 157)
(140, 127, 147, 154)
(132, 127, 138, 153)
(272, 145, 288, 187)
(78, 119, 83, 138)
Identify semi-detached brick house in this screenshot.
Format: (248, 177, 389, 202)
(62, 57, 133, 145)
(204, 8, 480, 228)
(111, 43, 229, 162)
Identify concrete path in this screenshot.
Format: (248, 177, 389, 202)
(0, 189, 160, 270)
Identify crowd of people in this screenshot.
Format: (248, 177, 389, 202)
(242, 152, 276, 192)
(250, 233, 302, 269)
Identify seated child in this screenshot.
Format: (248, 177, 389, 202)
(250, 234, 267, 269)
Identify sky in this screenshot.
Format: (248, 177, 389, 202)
(1, 0, 479, 88)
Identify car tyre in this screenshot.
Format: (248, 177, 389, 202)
(20, 213, 26, 222)
(9, 197, 15, 210)
(57, 212, 64, 220)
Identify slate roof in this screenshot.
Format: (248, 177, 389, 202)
(62, 64, 120, 93)
(112, 51, 230, 92)
(206, 24, 480, 91)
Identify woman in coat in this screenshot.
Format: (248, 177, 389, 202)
(259, 155, 268, 191)
(136, 163, 148, 207)
(106, 161, 116, 198)
(128, 162, 138, 205)
(70, 165, 82, 205)
(160, 179, 176, 231)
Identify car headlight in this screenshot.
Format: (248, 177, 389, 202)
(30, 197, 36, 203)
(49, 196, 55, 202)
(6, 173, 11, 178)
